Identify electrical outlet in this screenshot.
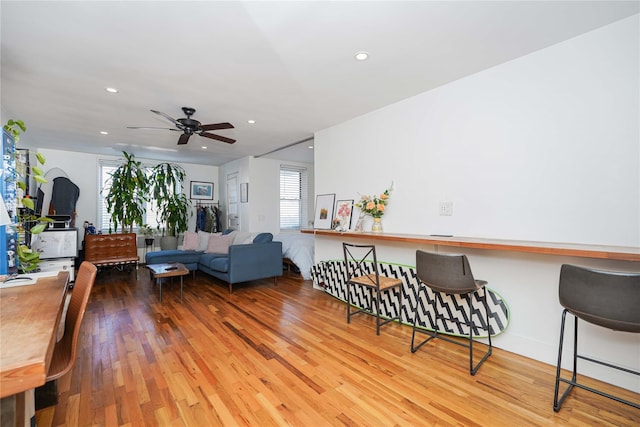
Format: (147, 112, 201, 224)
(439, 201, 453, 216)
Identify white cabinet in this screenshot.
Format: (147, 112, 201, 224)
(39, 258, 75, 282)
(31, 229, 78, 259)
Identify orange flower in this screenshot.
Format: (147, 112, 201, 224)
(355, 183, 393, 219)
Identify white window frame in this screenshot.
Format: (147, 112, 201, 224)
(98, 159, 160, 233)
(279, 165, 308, 231)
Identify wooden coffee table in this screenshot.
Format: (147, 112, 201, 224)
(146, 262, 189, 302)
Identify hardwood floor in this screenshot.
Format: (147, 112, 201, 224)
(36, 268, 640, 426)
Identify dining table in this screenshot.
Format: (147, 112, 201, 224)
(0, 271, 70, 427)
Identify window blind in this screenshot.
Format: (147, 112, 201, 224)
(98, 159, 161, 233)
(280, 165, 308, 230)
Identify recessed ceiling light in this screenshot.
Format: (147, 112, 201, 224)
(248, 119, 256, 124)
(100, 131, 109, 135)
(354, 51, 369, 61)
(104, 87, 119, 93)
(202, 146, 207, 150)
(308, 145, 314, 149)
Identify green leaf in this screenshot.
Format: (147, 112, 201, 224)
(34, 175, 48, 184)
(30, 223, 48, 234)
(17, 181, 26, 191)
(32, 166, 44, 176)
(21, 197, 34, 210)
(36, 152, 46, 165)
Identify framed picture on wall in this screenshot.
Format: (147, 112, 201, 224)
(314, 193, 335, 229)
(190, 181, 214, 200)
(333, 199, 354, 231)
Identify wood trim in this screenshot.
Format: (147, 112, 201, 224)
(302, 229, 640, 262)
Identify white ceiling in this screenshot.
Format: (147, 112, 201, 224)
(2, 1, 638, 166)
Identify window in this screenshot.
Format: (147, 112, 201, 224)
(280, 165, 308, 230)
(98, 160, 160, 233)
(98, 162, 117, 232)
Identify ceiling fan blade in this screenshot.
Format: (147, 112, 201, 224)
(177, 133, 191, 145)
(151, 109, 182, 126)
(200, 122, 234, 131)
(200, 132, 236, 144)
(127, 126, 176, 130)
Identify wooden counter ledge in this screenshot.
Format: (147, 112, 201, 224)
(301, 229, 640, 262)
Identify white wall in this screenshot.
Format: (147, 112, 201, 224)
(206, 156, 314, 235)
(35, 149, 219, 248)
(317, 15, 639, 247)
(30, 148, 315, 251)
(314, 16, 640, 391)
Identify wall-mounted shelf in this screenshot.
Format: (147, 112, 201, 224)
(302, 229, 640, 262)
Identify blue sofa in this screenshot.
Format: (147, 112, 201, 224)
(145, 232, 283, 293)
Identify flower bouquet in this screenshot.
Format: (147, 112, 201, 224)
(356, 186, 391, 218)
(355, 184, 393, 232)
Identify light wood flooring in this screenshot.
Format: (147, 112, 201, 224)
(36, 268, 640, 426)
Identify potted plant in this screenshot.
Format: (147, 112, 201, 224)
(103, 151, 149, 233)
(4, 119, 51, 272)
(149, 162, 191, 250)
(138, 224, 155, 246)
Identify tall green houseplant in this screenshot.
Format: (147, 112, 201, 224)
(150, 162, 190, 249)
(103, 151, 149, 233)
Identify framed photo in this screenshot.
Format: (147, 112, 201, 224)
(314, 193, 335, 229)
(240, 182, 248, 203)
(333, 199, 354, 231)
(190, 181, 214, 200)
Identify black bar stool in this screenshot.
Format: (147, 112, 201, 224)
(410, 250, 492, 375)
(554, 264, 640, 411)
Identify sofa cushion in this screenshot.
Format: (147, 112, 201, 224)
(183, 232, 199, 250)
(146, 250, 202, 265)
(199, 253, 229, 272)
(197, 231, 213, 251)
(206, 233, 231, 254)
(208, 257, 229, 273)
(231, 231, 254, 245)
(253, 232, 273, 244)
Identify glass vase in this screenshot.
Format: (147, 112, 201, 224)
(371, 217, 383, 233)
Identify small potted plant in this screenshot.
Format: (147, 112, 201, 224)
(138, 224, 155, 247)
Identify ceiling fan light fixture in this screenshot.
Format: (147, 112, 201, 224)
(354, 51, 369, 61)
(131, 107, 236, 145)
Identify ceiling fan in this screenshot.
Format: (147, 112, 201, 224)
(128, 107, 235, 145)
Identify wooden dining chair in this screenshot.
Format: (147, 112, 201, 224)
(342, 243, 403, 335)
(46, 261, 97, 382)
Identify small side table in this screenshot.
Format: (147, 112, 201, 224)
(144, 238, 155, 259)
(146, 262, 189, 302)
